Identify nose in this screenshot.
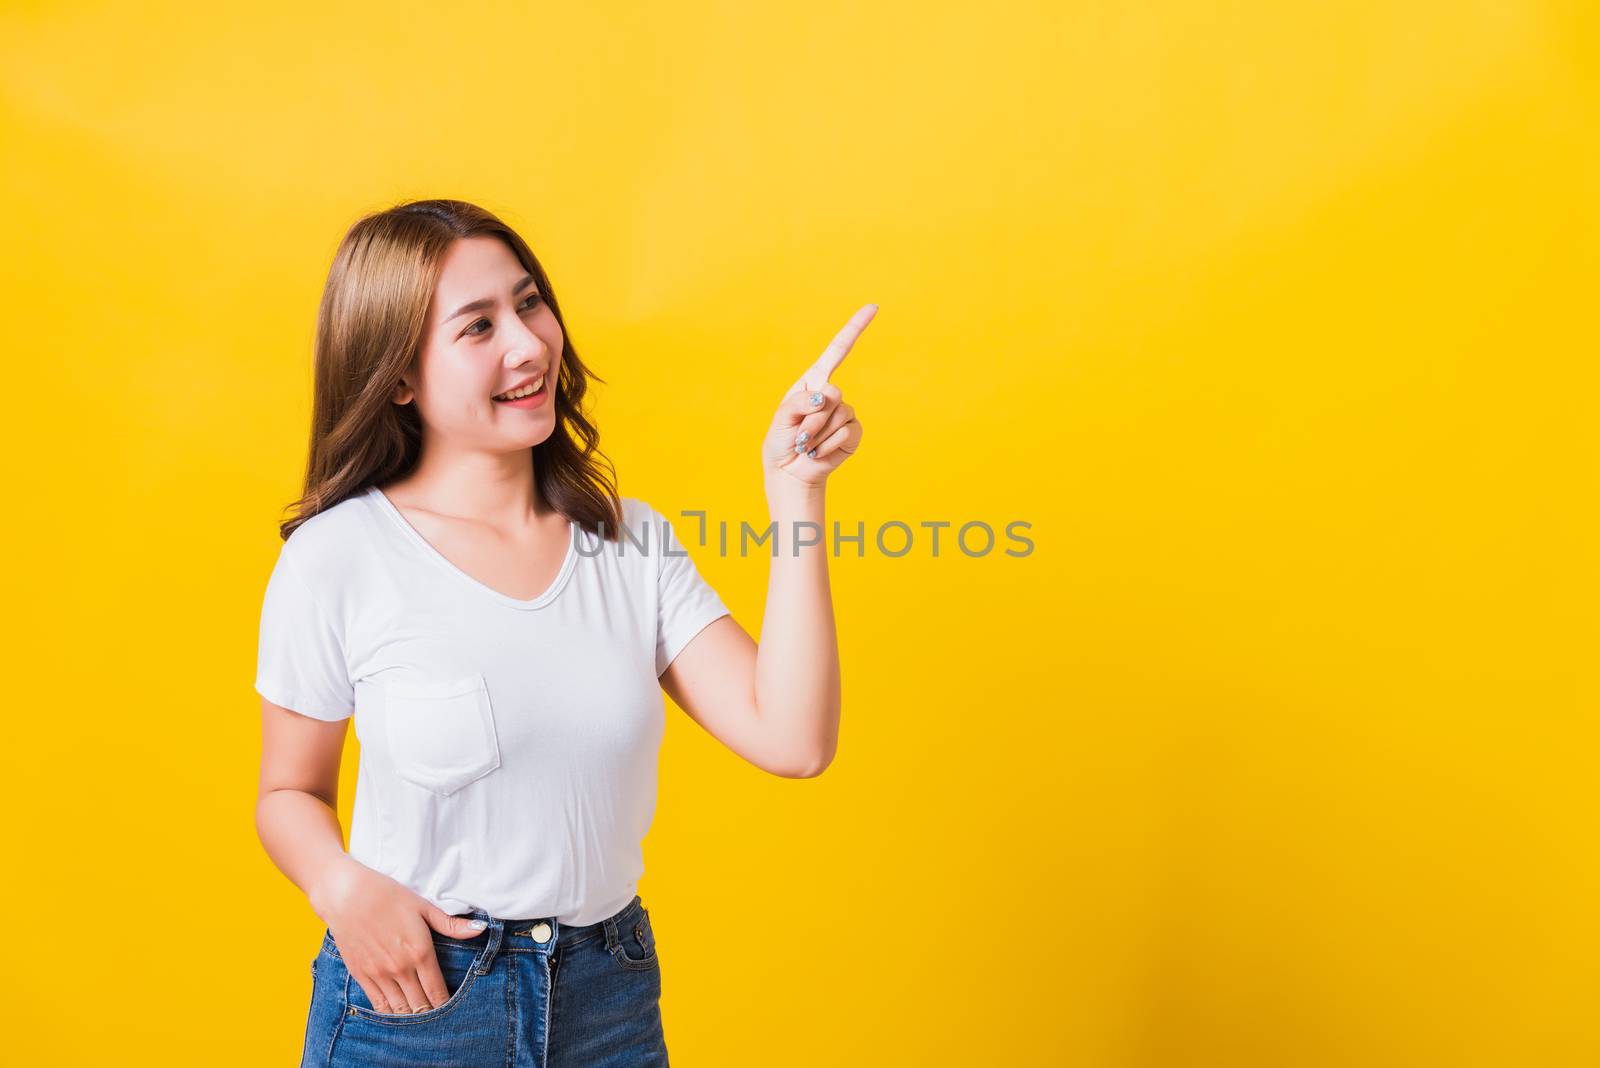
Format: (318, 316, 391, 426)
(502, 314, 552, 362)
(503, 338, 549, 369)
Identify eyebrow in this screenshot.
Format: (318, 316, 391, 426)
(442, 274, 538, 325)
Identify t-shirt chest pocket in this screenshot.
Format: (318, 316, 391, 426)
(380, 672, 502, 796)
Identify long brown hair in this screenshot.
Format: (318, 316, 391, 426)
(277, 198, 622, 542)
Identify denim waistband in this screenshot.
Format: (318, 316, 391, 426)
(448, 893, 645, 956)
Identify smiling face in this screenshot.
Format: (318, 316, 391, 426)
(394, 235, 563, 450)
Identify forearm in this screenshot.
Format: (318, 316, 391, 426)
(255, 788, 357, 919)
(755, 475, 841, 773)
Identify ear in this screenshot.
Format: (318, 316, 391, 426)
(392, 377, 414, 405)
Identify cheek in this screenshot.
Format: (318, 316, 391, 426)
(422, 382, 493, 424)
(537, 315, 564, 361)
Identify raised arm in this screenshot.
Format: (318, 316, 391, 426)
(659, 304, 876, 778)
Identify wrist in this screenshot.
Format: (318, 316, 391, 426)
(763, 468, 826, 515)
(307, 852, 356, 921)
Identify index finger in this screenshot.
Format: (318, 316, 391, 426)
(795, 303, 878, 392)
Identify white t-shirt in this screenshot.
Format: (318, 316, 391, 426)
(254, 486, 730, 925)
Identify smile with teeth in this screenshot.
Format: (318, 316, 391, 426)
(492, 377, 545, 401)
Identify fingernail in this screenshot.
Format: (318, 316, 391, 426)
(795, 430, 809, 446)
(810, 392, 824, 406)
(469, 919, 487, 929)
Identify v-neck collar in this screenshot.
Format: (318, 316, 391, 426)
(364, 485, 579, 611)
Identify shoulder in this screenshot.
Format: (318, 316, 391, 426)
(280, 491, 372, 578)
(618, 496, 701, 542)
(619, 495, 703, 527)
(609, 496, 662, 556)
(609, 496, 700, 566)
(617, 495, 659, 527)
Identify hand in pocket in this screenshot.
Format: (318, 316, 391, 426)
(312, 855, 487, 1013)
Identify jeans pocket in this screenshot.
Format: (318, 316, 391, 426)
(609, 905, 659, 972)
(337, 940, 484, 1026)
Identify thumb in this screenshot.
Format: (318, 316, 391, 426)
(425, 904, 489, 939)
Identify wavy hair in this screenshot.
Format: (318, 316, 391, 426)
(276, 198, 621, 542)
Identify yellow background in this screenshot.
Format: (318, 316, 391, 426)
(2, 2, 1595, 1064)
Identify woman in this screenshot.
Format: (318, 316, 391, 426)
(254, 198, 872, 1067)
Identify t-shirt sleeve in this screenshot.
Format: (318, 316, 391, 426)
(651, 504, 732, 677)
(254, 542, 355, 721)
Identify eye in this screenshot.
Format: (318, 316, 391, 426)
(463, 293, 543, 337)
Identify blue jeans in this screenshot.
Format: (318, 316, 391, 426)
(300, 895, 669, 1067)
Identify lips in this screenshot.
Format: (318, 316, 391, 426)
(492, 374, 546, 401)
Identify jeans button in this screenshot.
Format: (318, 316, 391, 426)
(530, 921, 552, 943)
